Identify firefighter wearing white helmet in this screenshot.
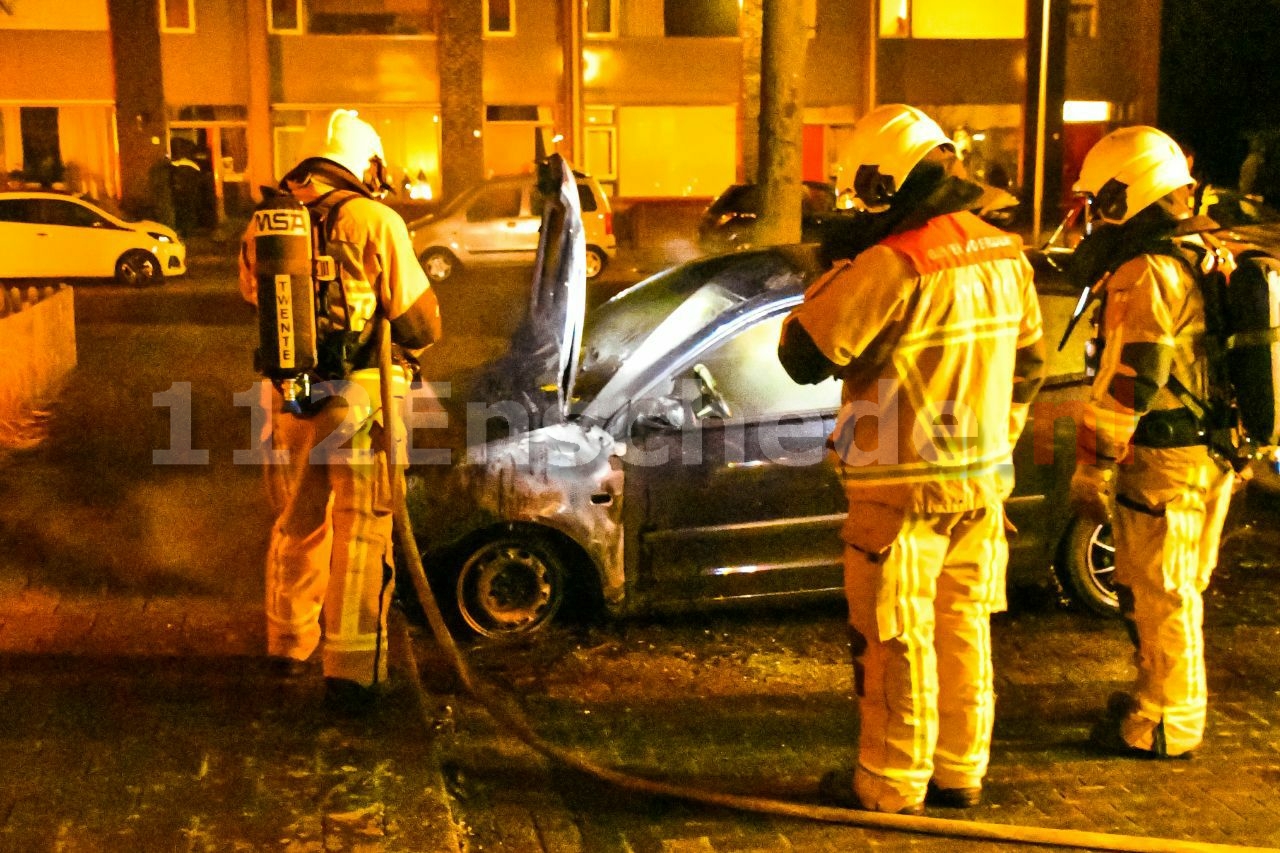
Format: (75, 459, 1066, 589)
(779, 104, 1046, 813)
(1067, 125, 1234, 758)
(238, 108, 442, 714)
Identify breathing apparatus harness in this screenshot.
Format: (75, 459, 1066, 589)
(251, 161, 379, 415)
(1060, 209, 1280, 472)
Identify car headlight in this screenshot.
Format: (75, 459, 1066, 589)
(147, 231, 173, 243)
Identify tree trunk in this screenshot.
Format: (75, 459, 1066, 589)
(739, 0, 763, 183)
(755, 0, 809, 247)
(439, 3, 485, 204)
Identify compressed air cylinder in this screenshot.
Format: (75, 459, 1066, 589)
(1225, 254, 1280, 447)
(254, 194, 318, 381)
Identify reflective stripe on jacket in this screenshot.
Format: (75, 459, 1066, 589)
(785, 211, 1044, 513)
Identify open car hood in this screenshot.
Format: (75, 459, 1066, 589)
(469, 153, 587, 424)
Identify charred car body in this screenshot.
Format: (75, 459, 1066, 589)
(403, 157, 1105, 639)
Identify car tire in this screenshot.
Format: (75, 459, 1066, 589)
(453, 533, 571, 639)
(1054, 516, 1120, 617)
(420, 248, 457, 283)
(585, 245, 608, 279)
(115, 249, 163, 287)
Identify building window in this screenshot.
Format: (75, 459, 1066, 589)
(160, 0, 194, 33)
(270, 0, 302, 33)
(1067, 0, 1098, 38)
(584, 105, 616, 182)
(879, 0, 909, 37)
(307, 0, 437, 36)
(879, 0, 1025, 39)
(586, 0, 617, 37)
(664, 0, 738, 37)
(485, 0, 514, 36)
(19, 107, 62, 186)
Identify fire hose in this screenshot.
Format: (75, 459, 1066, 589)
(376, 318, 1279, 853)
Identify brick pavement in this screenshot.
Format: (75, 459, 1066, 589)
(2, 524, 1280, 852)
(436, 508, 1280, 853)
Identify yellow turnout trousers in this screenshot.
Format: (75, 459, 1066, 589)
(263, 373, 404, 687)
(843, 502, 1006, 812)
(1112, 445, 1233, 756)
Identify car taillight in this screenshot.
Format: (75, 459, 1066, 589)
(604, 211, 613, 236)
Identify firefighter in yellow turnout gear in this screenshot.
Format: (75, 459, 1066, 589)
(1067, 126, 1235, 758)
(239, 109, 442, 712)
(779, 105, 1046, 813)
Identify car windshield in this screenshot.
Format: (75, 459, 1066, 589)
(707, 184, 758, 215)
(574, 245, 821, 408)
(82, 194, 136, 222)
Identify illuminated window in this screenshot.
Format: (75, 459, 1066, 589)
(160, 0, 194, 33)
(270, 0, 302, 34)
(586, 0, 617, 37)
(485, 0, 514, 36)
(664, 0, 739, 37)
(879, 0, 910, 37)
(879, 0, 1025, 39)
(1067, 0, 1098, 38)
(307, 0, 437, 36)
(1062, 101, 1110, 123)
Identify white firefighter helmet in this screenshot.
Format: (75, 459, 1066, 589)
(312, 109, 386, 186)
(844, 104, 954, 211)
(1074, 126, 1193, 225)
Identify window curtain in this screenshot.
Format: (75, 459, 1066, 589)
(56, 105, 120, 201)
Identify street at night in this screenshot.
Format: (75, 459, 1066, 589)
(6, 0, 1280, 849)
(1, 255, 1279, 851)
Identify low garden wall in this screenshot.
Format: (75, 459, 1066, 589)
(0, 284, 76, 445)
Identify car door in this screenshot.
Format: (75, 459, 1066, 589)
(0, 198, 40, 278)
(32, 198, 124, 278)
(623, 308, 847, 606)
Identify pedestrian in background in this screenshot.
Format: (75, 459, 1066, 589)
(1068, 126, 1235, 758)
(778, 104, 1046, 814)
(169, 140, 203, 238)
(238, 109, 441, 714)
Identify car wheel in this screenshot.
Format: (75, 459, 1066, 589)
(454, 534, 569, 639)
(585, 245, 607, 279)
(115, 250, 163, 287)
(1054, 516, 1120, 617)
(420, 248, 456, 283)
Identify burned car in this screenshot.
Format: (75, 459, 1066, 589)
(403, 157, 1104, 639)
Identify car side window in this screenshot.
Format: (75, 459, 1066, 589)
(0, 199, 31, 223)
(36, 200, 107, 229)
(530, 181, 599, 218)
(466, 186, 523, 222)
(675, 312, 842, 422)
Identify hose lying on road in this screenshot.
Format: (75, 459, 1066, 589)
(376, 319, 1278, 853)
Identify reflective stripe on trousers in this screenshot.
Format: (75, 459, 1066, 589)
(843, 503, 1007, 812)
(1113, 445, 1234, 756)
(263, 383, 397, 687)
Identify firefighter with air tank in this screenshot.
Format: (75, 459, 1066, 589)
(1067, 126, 1240, 758)
(239, 109, 441, 714)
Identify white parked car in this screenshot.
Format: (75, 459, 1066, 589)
(408, 170, 616, 283)
(0, 190, 187, 286)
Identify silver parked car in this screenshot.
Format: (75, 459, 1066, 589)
(407, 170, 617, 283)
(402, 157, 1111, 639)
